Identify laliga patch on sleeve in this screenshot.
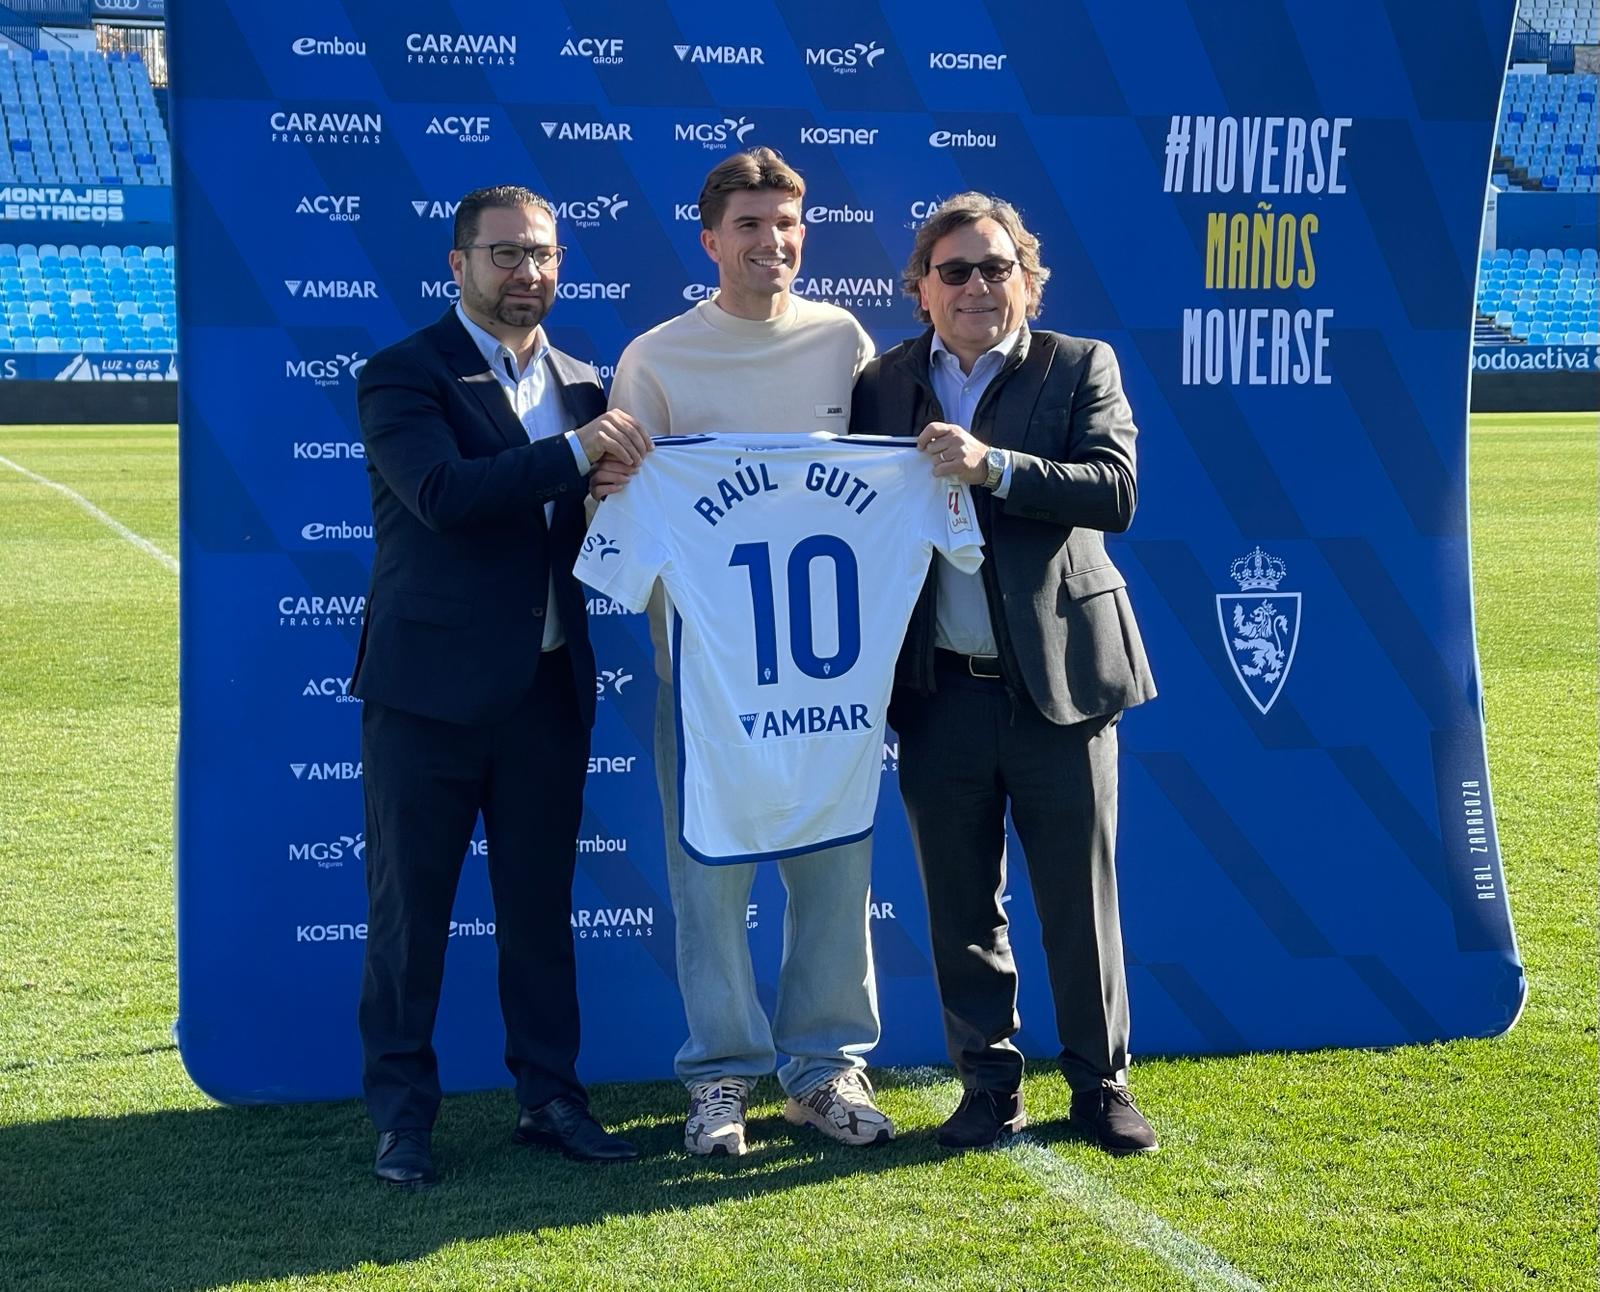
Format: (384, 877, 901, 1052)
(947, 484, 973, 533)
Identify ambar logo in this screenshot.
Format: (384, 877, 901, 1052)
(540, 120, 633, 142)
(674, 44, 764, 64)
(412, 199, 459, 219)
(285, 279, 378, 300)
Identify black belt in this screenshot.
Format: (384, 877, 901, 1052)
(935, 648, 1002, 680)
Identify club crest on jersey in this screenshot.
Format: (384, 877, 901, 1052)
(1216, 546, 1300, 715)
(739, 703, 871, 739)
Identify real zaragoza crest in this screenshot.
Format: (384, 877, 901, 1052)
(1217, 546, 1300, 715)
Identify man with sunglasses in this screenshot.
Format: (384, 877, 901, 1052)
(353, 185, 651, 1186)
(850, 192, 1160, 1155)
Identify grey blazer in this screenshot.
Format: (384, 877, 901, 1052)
(849, 326, 1157, 725)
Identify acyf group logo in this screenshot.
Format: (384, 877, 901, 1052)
(426, 114, 491, 143)
(295, 194, 361, 222)
(560, 37, 624, 64)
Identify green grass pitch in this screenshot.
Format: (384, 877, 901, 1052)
(0, 415, 1594, 1290)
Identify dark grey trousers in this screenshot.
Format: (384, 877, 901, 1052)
(894, 656, 1130, 1093)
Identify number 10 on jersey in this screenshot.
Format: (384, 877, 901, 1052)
(729, 535, 861, 685)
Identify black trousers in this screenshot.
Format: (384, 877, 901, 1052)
(358, 652, 590, 1131)
(894, 654, 1130, 1094)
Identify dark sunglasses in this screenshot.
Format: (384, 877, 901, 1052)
(930, 257, 1017, 286)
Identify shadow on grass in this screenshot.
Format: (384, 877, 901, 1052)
(1, 1075, 954, 1292)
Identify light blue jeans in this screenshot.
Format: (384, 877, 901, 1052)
(654, 681, 881, 1096)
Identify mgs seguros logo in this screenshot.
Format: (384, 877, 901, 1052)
(285, 350, 366, 387)
(803, 41, 886, 74)
(673, 116, 758, 151)
(552, 194, 630, 229)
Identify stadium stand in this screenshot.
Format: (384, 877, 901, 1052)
(1475, 246, 1600, 345)
(0, 47, 168, 187)
(1514, 0, 1600, 46)
(0, 241, 175, 352)
(1493, 72, 1598, 193)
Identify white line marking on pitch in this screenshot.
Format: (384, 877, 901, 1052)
(0, 452, 178, 575)
(901, 1069, 1265, 1292)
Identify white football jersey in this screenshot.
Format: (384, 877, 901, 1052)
(575, 432, 984, 864)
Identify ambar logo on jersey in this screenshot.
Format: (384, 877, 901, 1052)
(739, 703, 872, 740)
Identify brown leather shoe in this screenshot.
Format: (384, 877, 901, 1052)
(1068, 1081, 1159, 1155)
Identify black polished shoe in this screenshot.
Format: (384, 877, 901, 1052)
(1068, 1080, 1159, 1156)
(373, 1128, 438, 1188)
(514, 1096, 639, 1162)
(936, 1088, 1027, 1150)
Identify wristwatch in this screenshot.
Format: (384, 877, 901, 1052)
(983, 446, 1008, 491)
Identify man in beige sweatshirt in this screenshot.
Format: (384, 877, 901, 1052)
(596, 148, 891, 1156)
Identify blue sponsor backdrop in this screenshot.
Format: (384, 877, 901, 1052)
(170, 0, 1525, 1104)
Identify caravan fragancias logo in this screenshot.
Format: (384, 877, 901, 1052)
(1217, 546, 1300, 715)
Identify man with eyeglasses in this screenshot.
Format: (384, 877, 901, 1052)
(353, 184, 651, 1186)
(849, 192, 1160, 1155)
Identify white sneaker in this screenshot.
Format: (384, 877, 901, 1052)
(783, 1069, 894, 1147)
(684, 1078, 750, 1156)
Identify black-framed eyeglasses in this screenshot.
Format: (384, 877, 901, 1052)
(459, 242, 567, 271)
(930, 257, 1017, 286)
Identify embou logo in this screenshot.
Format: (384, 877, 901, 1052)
(291, 36, 365, 57)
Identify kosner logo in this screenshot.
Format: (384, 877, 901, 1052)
(674, 117, 757, 150)
(804, 41, 885, 73)
(292, 440, 365, 461)
(560, 37, 624, 64)
(929, 51, 1009, 70)
(552, 194, 629, 227)
(405, 33, 517, 65)
(295, 194, 361, 222)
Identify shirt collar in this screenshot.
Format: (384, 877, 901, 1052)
(929, 326, 1022, 378)
(455, 303, 548, 379)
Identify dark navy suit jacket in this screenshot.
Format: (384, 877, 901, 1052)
(352, 308, 602, 727)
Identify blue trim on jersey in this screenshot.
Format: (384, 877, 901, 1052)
(653, 434, 716, 446)
(830, 435, 921, 448)
(671, 608, 877, 867)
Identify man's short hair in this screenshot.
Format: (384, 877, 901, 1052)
(452, 185, 555, 250)
(698, 147, 806, 231)
(902, 192, 1052, 324)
